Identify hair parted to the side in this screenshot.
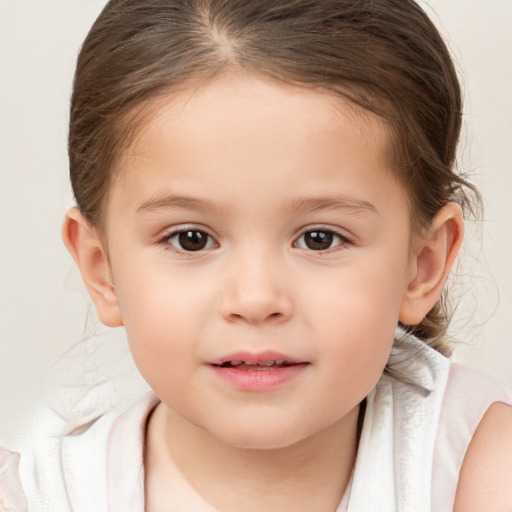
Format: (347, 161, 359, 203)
(69, 0, 480, 355)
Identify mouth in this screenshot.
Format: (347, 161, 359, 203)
(208, 352, 309, 390)
(209, 351, 309, 371)
(215, 360, 302, 371)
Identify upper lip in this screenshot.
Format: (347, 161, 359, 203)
(209, 351, 307, 366)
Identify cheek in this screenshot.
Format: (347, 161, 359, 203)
(113, 265, 212, 376)
(312, 313, 395, 421)
(116, 257, 211, 325)
(305, 260, 407, 336)
(303, 262, 407, 395)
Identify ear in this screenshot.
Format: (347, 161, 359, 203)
(399, 202, 464, 326)
(61, 208, 123, 327)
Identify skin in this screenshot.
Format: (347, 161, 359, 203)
(454, 402, 512, 511)
(62, 73, 494, 511)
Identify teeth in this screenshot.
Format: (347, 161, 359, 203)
(219, 359, 296, 368)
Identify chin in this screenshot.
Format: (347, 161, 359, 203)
(211, 424, 311, 451)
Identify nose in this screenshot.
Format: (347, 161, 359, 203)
(219, 251, 293, 325)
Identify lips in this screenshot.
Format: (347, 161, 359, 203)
(208, 351, 309, 390)
(217, 359, 298, 370)
(209, 351, 307, 370)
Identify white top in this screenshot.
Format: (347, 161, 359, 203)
(344, 336, 512, 511)
(1, 333, 511, 511)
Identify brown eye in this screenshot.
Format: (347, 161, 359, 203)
(304, 231, 333, 250)
(168, 230, 215, 252)
(295, 230, 346, 251)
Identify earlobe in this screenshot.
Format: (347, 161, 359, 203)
(399, 202, 464, 326)
(61, 208, 123, 327)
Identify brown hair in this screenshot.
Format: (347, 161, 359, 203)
(69, 0, 479, 354)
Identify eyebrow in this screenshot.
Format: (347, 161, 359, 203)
(137, 195, 223, 214)
(136, 193, 378, 216)
(284, 196, 378, 216)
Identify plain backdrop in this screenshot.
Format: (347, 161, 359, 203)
(1, 0, 511, 448)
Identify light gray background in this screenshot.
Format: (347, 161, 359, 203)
(1, 0, 511, 448)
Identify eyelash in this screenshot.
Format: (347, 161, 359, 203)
(293, 228, 351, 252)
(158, 228, 217, 253)
(157, 226, 352, 254)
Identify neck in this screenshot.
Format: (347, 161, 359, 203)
(149, 403, 360, 512)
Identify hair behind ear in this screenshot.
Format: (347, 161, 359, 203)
(62, 208, 123, 327)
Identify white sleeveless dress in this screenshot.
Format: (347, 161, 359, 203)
(1, 333, 511, 511)
(338, 335, 512, 511)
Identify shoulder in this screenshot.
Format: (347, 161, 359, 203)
(17, 392, 158, 511)
(0, 446, 28, 511)
(440, 363, 511, 434)
(16, 396, 137, 511)
(454, 401, 512, 511)
(431, 362, 512, 510)
(17, 406, 119, 511)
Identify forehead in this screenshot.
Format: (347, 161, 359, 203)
(107, 73, 407, 223)
(122, 73, 390, 161)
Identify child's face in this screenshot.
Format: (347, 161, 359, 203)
(103, 74, 417, 449)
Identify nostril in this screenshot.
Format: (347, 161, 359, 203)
(228, 311, 283, 323)
(221, 293, 293, 324)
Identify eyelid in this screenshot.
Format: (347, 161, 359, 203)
(157, 224, 219, 253)
(293, 225, 353, 251)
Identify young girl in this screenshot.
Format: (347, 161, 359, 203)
(2, 0, 512, 510)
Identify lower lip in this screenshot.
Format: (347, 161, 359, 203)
(209, 364, 308, 391)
